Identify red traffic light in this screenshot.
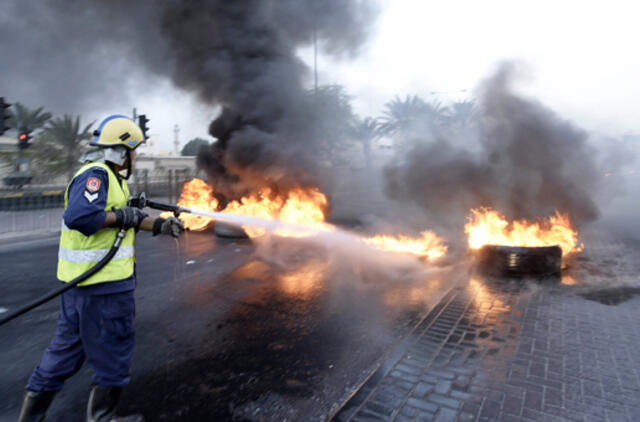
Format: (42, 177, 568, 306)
(18, 128, 32, 149)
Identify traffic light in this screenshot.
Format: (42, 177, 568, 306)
(0, 97, 11, 136)
(138, 114, 149, 140)
(18, 127, 32, 149)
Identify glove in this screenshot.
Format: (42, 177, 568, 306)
(114, 206, 145, 231)
(152, 217, 185, 238)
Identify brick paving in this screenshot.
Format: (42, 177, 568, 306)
(331, 274, 640, 422)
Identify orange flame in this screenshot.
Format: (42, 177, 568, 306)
(164, 178, 218, 231)
(165, 179, 330, 235)
(223, 187, 331, 237)
(169, 178, 449, 261)
(464, 208, 583, 255)
(363, 231, 448, 262)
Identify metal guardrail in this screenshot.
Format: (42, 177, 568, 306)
(0, 169, 198, 237)
(0, 208, 63, 236)
(0, 190, 65, 211)
(130, 168, 196, 203)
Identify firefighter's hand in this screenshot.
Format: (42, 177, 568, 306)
(152, 217, 185, 238)
(114, 206, 145, 231)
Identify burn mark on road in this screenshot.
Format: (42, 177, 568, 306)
(120, 285, 355, 420)
(580, 287, 640, 306)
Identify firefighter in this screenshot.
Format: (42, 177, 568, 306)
(17, 115, 184, 422)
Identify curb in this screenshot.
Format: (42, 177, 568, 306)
(329, 286, 462, 422)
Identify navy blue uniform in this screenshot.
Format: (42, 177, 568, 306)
(27, 167, 145, 391)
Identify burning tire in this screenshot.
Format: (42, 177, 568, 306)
(475, 245, 562, 277)
(214, 221, 250, 239)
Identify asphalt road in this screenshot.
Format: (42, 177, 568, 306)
(0, 230, 455, 421)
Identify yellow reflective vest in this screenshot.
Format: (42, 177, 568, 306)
(57, 162, 135, 286)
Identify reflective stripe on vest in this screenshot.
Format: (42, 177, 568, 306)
(58, 246, 135, 263)
(57, 162, 136, 286)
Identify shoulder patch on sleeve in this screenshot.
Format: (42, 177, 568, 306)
(86, 177, 101, 193)
(84, 191, 99, 203)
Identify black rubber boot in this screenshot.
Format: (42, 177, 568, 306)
(86, 386, 144, 422)
(17, 390, 56, 422)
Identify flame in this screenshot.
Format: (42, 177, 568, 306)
(464, 208, 583, 255)
(363, 231, 448, 262)
(165, 179, 330, 236)
(168, 178, 449, 261)
(223, 187, 331, 237)
(163, 178, 218, 231)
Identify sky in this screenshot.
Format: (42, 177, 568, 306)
(7, 0, 640, 152)
(147, 0, 640, 151)
(315, 0, 640, 134)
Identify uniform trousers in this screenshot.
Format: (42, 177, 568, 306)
(26, 288, 135, 391)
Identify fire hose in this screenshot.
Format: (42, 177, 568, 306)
(0, 191, 291, 326)
(0, 228, 128, 326)
(0, 193, 184, 327)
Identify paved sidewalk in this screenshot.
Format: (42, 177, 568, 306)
(332, 274, 640, 422)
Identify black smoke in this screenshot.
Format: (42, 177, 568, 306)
(0, 0, 167, 112)
(1, 0, 378, 195)
(385, 63, 602, 232)
(163, 1, 378, 197)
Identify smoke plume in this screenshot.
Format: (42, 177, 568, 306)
(0, 0, 168, 112)
(165, 0, 378, 198)
(385, 63, 602, 233)
(1, 0, 378, 196)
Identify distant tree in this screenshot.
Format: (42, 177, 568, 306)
(379, 95, 427, 137)
(422, 100, 447, 128)
(379, 95, 448, 152)
(32, 115, 94, 180)
(181, 137, 209, 156)
(351, 117, 380, 168)
(311, 84, 357, 165)
(0, 104, 53, 179)
(11, 102, 52, 132)
(448, 100, 479, 127)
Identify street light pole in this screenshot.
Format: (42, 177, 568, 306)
(173, 124, 180, 155)
(313, 22, 318, 94)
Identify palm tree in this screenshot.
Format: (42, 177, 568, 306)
(379, 95, 427, 137)
(422, 100, 448, 128)
(351, 117, 380, 168)
(379, 95, 448, 153)
(33, 115, 94, 180)
(0, 103, 52, 176)
(312, 84, 357, 164)
(448, 100, 478, 127)
(11, 102, 52, 132)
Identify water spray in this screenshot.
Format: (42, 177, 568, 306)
(128, 193, 448, 265)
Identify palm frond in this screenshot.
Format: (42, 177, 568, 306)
(12, 102, 52, 130)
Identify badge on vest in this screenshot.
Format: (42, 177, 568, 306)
(86, 177, 101, 193)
